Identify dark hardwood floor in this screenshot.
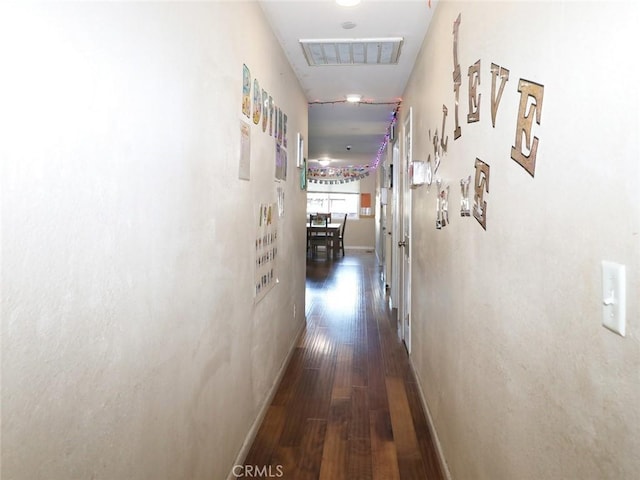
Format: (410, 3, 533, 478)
(240, 250, 444, 480)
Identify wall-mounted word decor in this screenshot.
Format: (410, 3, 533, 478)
(460, 175, 471, 216)
(473, 159, 490, 230)
(442, 13, 544, 231)
(242, 64, 288, 150)
(511, 79, 544, 177)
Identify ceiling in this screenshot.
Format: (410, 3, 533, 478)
(258, 0, 435, 169)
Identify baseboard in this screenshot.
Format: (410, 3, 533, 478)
(227, 320, 306, 480)
(345, 245, 375, 251)
(408, 358, 452, 480)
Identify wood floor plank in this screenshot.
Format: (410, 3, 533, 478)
(370, 409, 401, 480)
(241, 405, 286, 469)
(279, 368, 320, 447)
(318, 397, 350, 480)
(385, 376, 429, 478)
(405, 379, 445, 479)
(296, 419, 327, 480)
(348, 435, 373, 480)
(349, 386, 369, 440)
(271, 348, 305, 407)
(331, 342, 353, 400)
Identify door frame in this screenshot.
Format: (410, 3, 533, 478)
(399, 107, 413, 353)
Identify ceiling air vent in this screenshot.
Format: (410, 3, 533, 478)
(299, 37, 403, 66)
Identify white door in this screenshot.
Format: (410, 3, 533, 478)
(399, 108, 413, 353)
(391, 141, 401, 314)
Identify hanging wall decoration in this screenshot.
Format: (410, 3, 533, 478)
(307, 165, 371, 184)
(473, 158, 490, 230)
(254, 203, 278, 304)
(239, 121, 251, 181)
(275, 143, 287, 181)
(277, 186, 285, 218)
(511, 79, 544, 177)
(409, 160, 431, 188)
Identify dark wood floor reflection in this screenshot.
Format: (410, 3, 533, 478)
(241, 251, 444, 480)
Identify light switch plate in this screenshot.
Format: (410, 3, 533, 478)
(601, 261, 626, 337)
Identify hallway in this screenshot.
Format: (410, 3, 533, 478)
(241, 251, 444, 479)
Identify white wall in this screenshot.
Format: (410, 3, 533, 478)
(402, 1, 640, 478)
(0, 2, 307, 479)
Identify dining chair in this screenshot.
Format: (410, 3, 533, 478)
(309, 215, 331, 258)
(313, 212, 331, 225)
(338, 213, 347, 256)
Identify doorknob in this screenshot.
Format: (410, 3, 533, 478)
(398, 241, 406, 247)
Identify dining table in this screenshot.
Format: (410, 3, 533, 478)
(307, 222, 342, 258)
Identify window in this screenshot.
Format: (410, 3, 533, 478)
(307, 192, 359, 219)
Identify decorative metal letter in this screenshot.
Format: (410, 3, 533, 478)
(431, 129, 441, 175)
(460, 175, 471, 217)
(452, 14, 462, 140)
(436, 179, 450, 230)
(490, 63, 510, 128)
(467, 60, 481, 123)
(473, 159, 490, 230)
(441, 105, 449, 153)
(511, 79, 544, 177)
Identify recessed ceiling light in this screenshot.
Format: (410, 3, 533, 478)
(318, 158, 332, 167)
(346, 94, 362, 103)
(336, 0, 361, 6)
(341, 21, 357, 30)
